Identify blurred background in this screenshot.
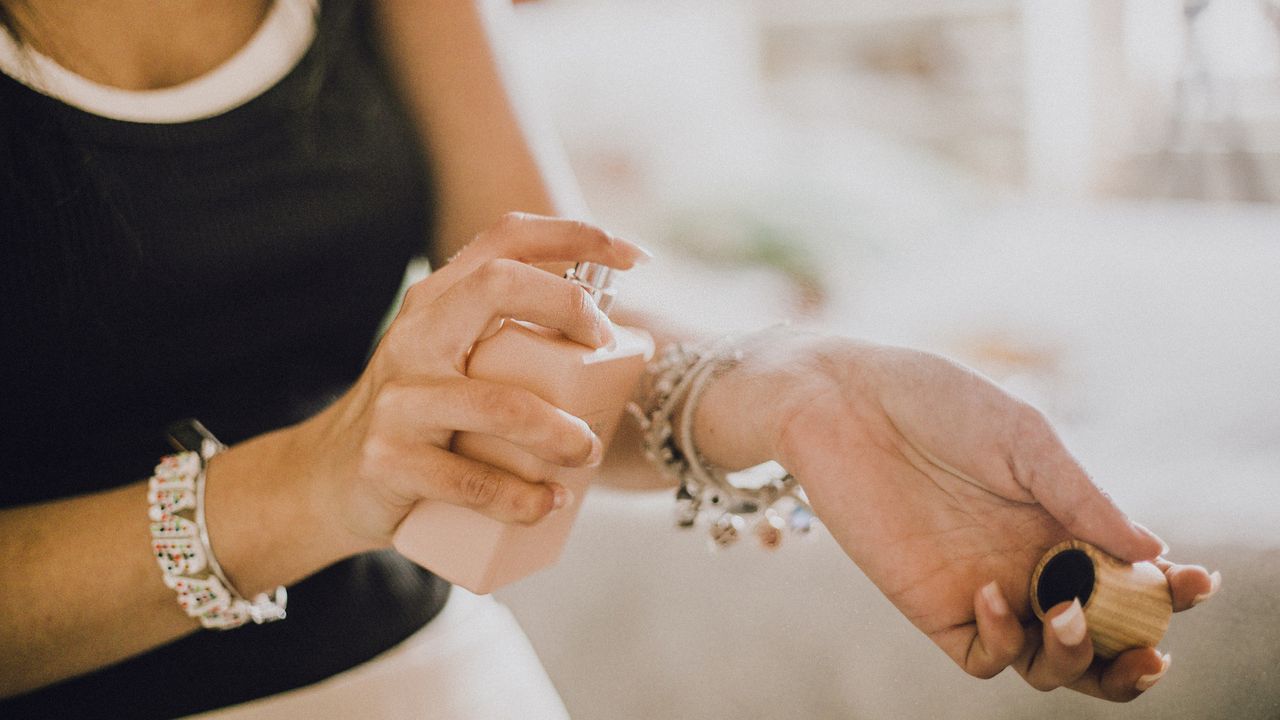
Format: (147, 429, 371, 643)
(491, 1, 1280, 718)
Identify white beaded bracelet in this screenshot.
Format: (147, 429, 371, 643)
(629, 336, 818, 549)
(148, 421, 287, 629)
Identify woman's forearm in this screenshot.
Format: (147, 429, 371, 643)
(0, 423, 354, 699)
(373, 0, 586, 264)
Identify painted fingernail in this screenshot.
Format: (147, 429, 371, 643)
(1135, 652, 1172, 692)
(981, 581, 1009, 617)
(585, 436, 604, 467)
(551, 484, 574, 510)
(606, 233, 655, 264)
(1192, 571, 1222, 607)
(631, 242, 656, 262)
(1133, 522, 1169, 556)
(1051, 598, 1088, 647)
(596, 313, 617, 347)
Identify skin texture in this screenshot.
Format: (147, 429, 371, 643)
(288, 215, 651, 558)
(0, 0, 1217, 705)
(715, 337, 1216, 701)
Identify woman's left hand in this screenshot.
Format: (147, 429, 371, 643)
(697, 330, 1219, 701)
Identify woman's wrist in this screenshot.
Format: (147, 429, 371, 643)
(690, 326, 852, 471)
(200, 420, 374, 598)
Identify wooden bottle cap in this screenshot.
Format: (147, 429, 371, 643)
(1028, 539, 1172, 659)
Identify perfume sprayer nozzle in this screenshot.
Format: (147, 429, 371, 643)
(566, 262, 617, 315)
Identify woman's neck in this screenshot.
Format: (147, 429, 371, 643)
(3, 0, 272, 90)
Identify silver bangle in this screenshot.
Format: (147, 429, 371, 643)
(629, 336, 817, 549)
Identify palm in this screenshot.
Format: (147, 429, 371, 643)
(788, 418, 1065, 663)
(776, 344, 1150, 675)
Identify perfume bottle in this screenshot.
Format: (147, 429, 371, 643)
(393, 262, 654, 594)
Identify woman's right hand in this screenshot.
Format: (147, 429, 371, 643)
(292, 213, 650, 554)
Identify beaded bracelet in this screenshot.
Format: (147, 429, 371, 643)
(148, 421, 287, 629)
(629, 337, 818, 549)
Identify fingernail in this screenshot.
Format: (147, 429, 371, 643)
(1050, 598, 1088, 647)
(551, 484, 574, 510)
(631, 242, 655, 263)
(607, 233, 655, 265)
(1192, 570, 1222, 607)
(981, 581, 1009, 617)
(597, 313, 616, 347)
(1133, 522, 1170, 556)
(586, 436, 604, 467)
(1135, 652, 1172, 692)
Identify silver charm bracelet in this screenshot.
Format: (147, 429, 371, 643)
(148, 420, 288, 629)
(628, 336, 817, 549)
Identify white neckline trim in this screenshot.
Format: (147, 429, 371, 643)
(0, 0, 318, 124)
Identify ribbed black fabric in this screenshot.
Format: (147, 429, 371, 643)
(0, 2, 451, 717)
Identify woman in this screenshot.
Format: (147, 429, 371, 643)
(0, 0, 1218, 717)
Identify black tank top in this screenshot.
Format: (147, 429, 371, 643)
(0, 3, 451, 717)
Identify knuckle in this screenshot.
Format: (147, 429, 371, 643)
(962, 638, 1010, 680)
(375, 325, 413, 366)
(403, 278, 431, 306)
(378, 311, 444, 369)
(461, 468, 503, 508)
(473, 258, 519, 295)
(496, 211, 529, 234)
(372, 380, 410, 417)
(356, 434, 396, 480)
